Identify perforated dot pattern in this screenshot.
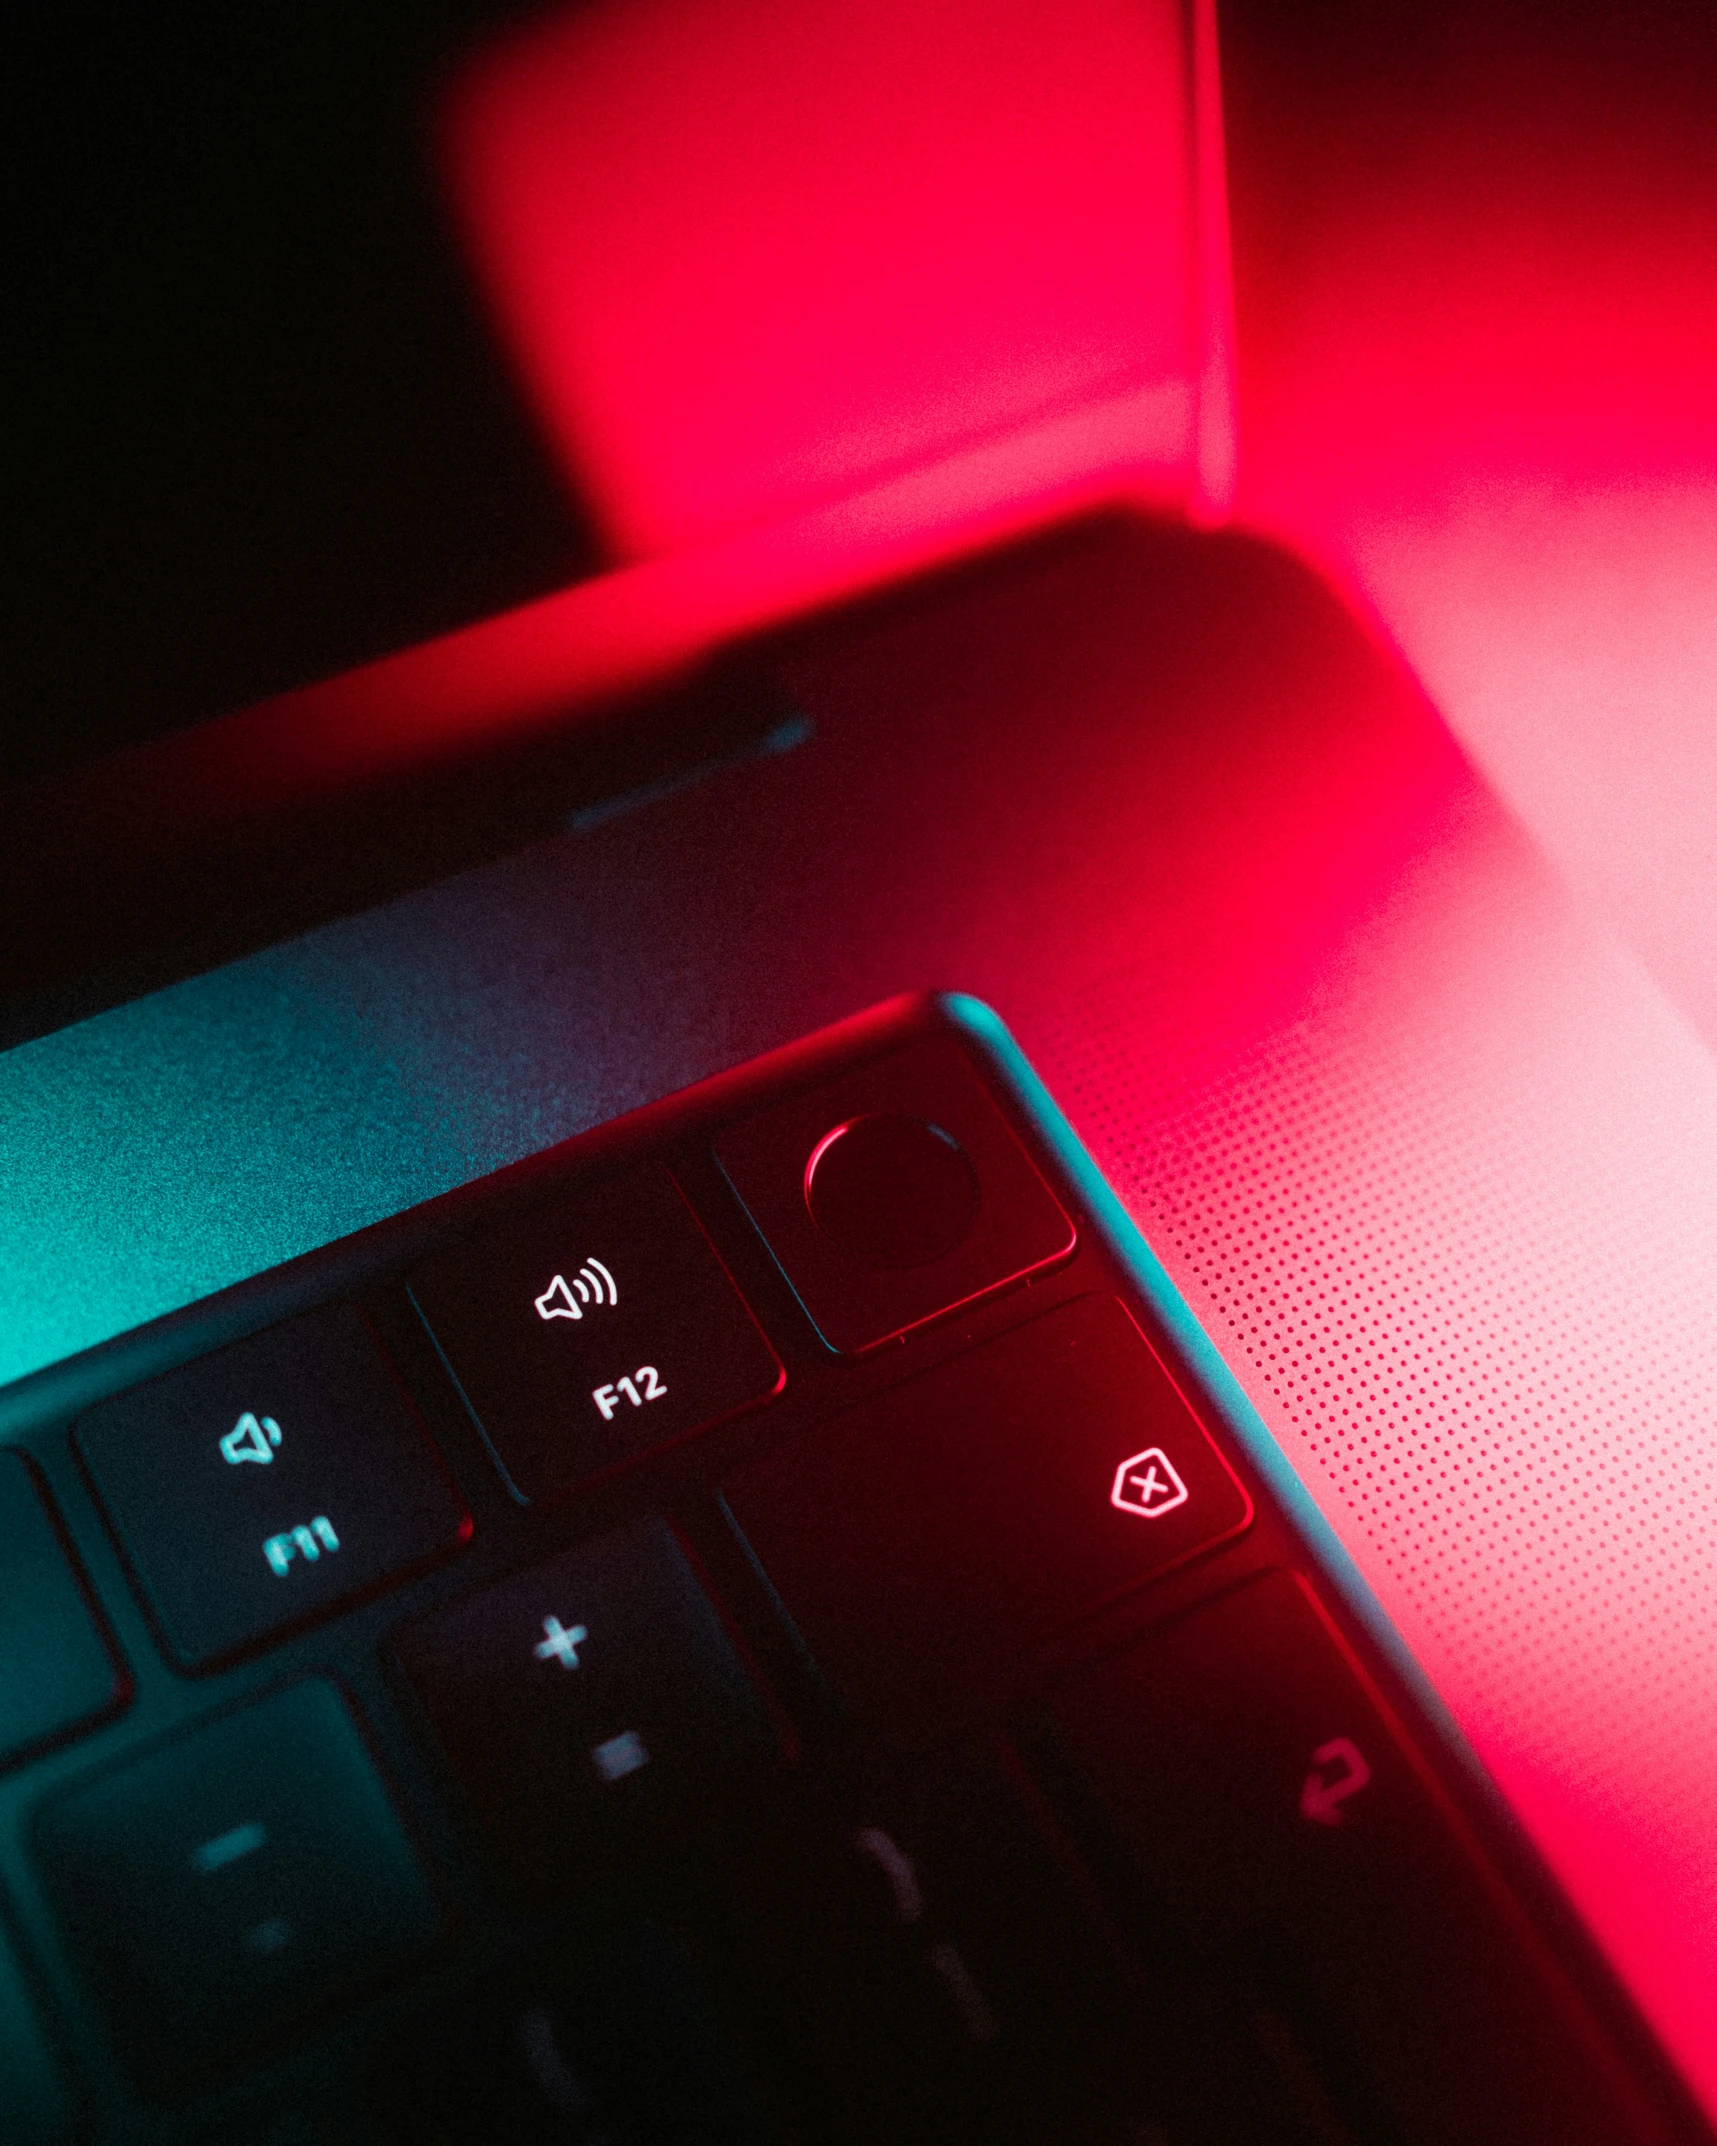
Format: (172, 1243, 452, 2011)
(1028, 809, 1717, 2104)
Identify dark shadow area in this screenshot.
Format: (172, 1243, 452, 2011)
(4, 0, 602, 790)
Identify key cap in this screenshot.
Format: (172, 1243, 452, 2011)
(410, 1165, 783, 1503)
(0, 1451, 124, 1764)
(389, 1518, 777, 1894)
(75, 1306, 470, 1666)
(35, 1680, 439, 2096)
(714, 1037, 1075, 1354)
(679, 1740, 1347, 2146)
(771, 1745, 1176, 2144)
(1038, 1571, 1657, 2146)
(722, 1295, 1250, 1732)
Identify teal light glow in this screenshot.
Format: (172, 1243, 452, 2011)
(0, 717, 822, 1397)
(0, 851, 752, 1392)
(0, 931, 473, 1386)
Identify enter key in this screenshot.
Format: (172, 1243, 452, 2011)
(1037, 1570, 1658, 2146)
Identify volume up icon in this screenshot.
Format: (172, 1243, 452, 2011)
(534, 1260, 618, 1322)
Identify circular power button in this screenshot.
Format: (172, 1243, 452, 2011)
(804, 1114, 980, 1269)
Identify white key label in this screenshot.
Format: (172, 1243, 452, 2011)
(592, 1367, 667, 1421)
(536, 1259, 618, 1322)
(263, 1516, 341, 1575)
(534, 1615, 589, 1669)
(221, 1411, 283, 1466)
(1109, 1447, 1189, 1519)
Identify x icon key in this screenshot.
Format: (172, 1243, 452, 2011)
(1110, 1447, 1190, 1519)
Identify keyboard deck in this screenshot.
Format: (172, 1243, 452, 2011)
(0, 996, 1693, 2145)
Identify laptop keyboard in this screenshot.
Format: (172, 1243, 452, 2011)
(0, 998, 1693, 2145)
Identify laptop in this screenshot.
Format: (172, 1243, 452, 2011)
(5, 3, 1717, 2141)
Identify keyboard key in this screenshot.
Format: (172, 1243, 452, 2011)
(35, 1680, 438, 2096)
(715, 1037, 1075, 1353)
(0, 1452, 124, 1766)
(721, 1295, 1251, 1731)
(1040, 1571, 1652, 2146)
(0, 1918, 71, 2146)
(389, 1519, 777, 1895)
(766, 1745, 1182, 2145)
(409, 1164, 783, 1503)
(369, 1920, 775, 2146)
(74, 1307, 470, 1667)
(805, 1112, 981, 1268)
(674, 1738, 1343, 2146)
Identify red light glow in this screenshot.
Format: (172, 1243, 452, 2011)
(1231, 47, 1717, 1060)
(1203, 29, 1717, 2115)
(137, 7, 1717, 2121)
(440, 0, 1230, 558)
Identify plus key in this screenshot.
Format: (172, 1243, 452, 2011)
(534, 1616, 589, 1669)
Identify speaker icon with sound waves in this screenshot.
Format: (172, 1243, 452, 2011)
(534, 1259, 619, 1322)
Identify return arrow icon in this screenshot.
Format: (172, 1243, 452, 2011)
(1298, 1736, 1372, 1826)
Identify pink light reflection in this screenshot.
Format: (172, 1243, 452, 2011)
(1216, 32, 1717, 2116)
(1233, 67, 1717, 1058)
(440, 0, 1224, 558)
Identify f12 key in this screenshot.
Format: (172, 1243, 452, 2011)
(410, 1164, 783, 1504)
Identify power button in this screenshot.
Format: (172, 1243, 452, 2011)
(716, 1037, 1075, 1353)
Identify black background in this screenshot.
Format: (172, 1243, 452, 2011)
(4, 0, 598, 790)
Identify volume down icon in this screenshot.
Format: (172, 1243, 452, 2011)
(535, 1261, 618, 1322)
